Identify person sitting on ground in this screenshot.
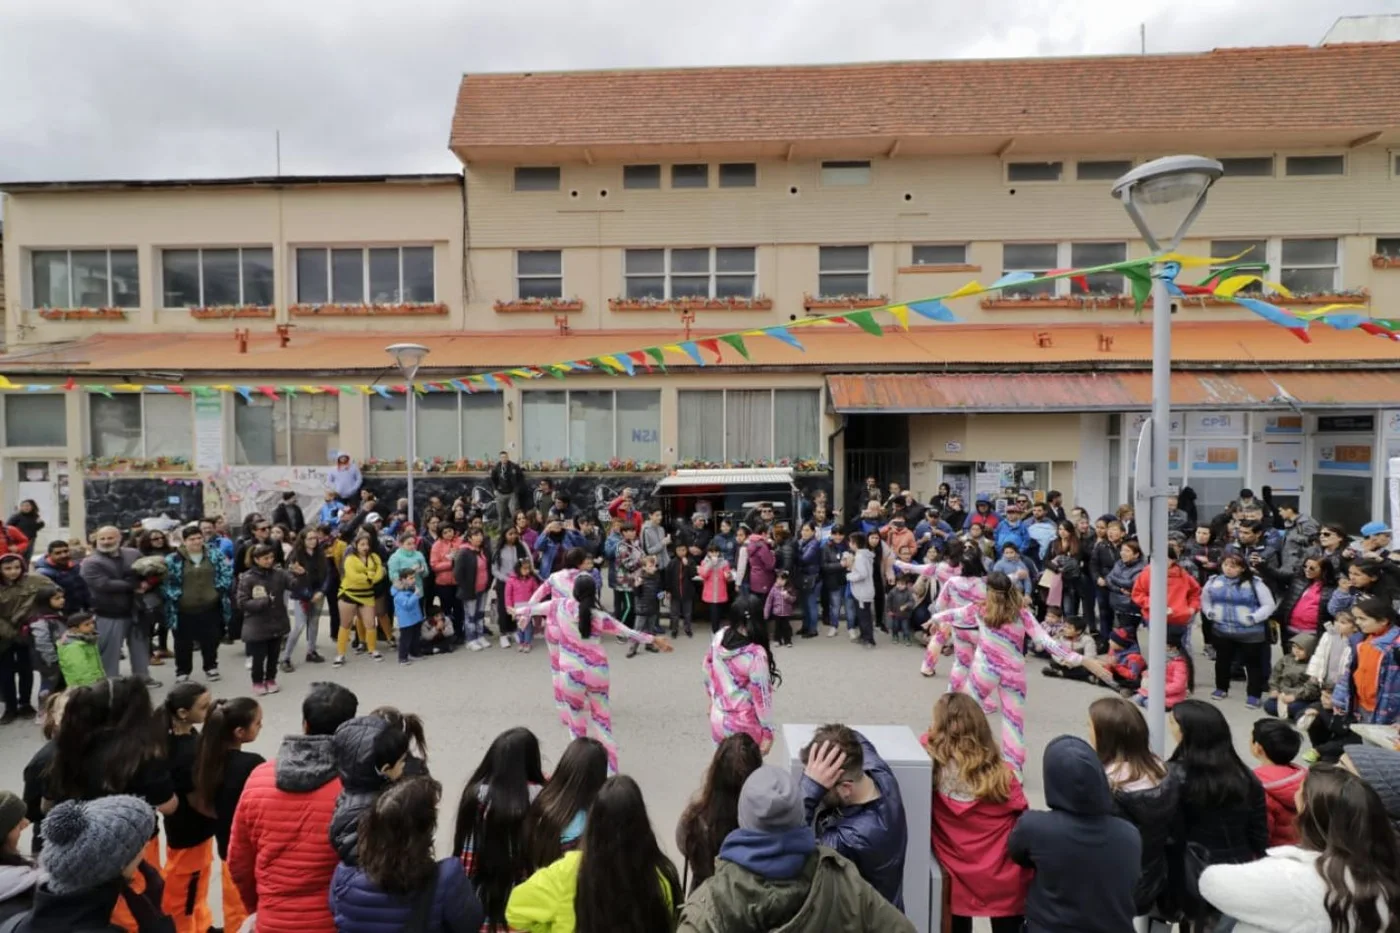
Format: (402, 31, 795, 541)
(1250, 718, 1306, 847)
(1265, 633, 1320, 722)
(798, 724, 907, 908)
(676, 765, 915, 932)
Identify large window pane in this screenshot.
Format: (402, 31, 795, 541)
(109, 251, 139, 308)
(368, 248, 401, 304)
(368, 395, 405, 461)
(296, 249, 328, 303)
(162, 250, 201, 307)
(624, 249, 666, 299)
(144, 394, 193, 458)
(1282, 267, 1337, 294)
(1281, 238, 1338, 266)
(5, 395, 67, 447)
(31, 252, 70, 307)
(290, 394, 338, 464)
(523, 392, 568, 460)
(726, 390, 772, 462)
(70, 250, 110, 307)
(615, 391, 660, 461)
(416, 393, 459, 460)
(1002, 243, 1058, 297)
(331, 249, 363, 303)
(462, 395, 504, 460)
(243, 248, 274, 305)
(202, 249, 241, 305)
(774, 390, 820, 460)
(678, 390, 724, 462)
(569, 391, 614, 462)
(89, 395, 142, 458)
(233, 396, 284, 465)
(1071, 242, 1127, 295)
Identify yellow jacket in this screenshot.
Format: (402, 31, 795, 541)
(338, 552, 384, 605)
(505, 851, 675, 933)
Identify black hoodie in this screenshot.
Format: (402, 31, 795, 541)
(1008, 736, 1140, 933)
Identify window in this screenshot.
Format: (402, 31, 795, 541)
(516, 250, 562, 299)
(234, 394, 339, 465)
(817, 245, 870, 296)
(1219, 157, 1274, 178)
(1377, 237, 1400, 259)
(368, 392, 503, 461)
(671, 164, 709, 188)
(161, 247, 273, 307)
(1076, 160, 1132, 181)
(4, 395, 66, 447)
(1006, 161, 1062, 182)
(911, 244, 968, 266)
(294, 246, 434, 304)
(1281, 238, 1339, 294)
(623, 248, 756, 299)
(820, 161, 871, 186)
(30, 249, 138, 308)
(623, 165, 661, 189)
(514, 167, 560, 191)
(1285, 155, 1344, 177)
(1001, 243, 1057, 297)
(521, 390, 659, 461)
(89, 393, 192, 458)
(718, 163, 757, 187)
(678, 388, 820, 462)
(1070, 242, 1127, 295)
(1210, 239, 1268, 294)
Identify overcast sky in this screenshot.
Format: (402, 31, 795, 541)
(1, 0, 1396, 181)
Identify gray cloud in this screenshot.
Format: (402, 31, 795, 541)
(1, 0, 1395, 181)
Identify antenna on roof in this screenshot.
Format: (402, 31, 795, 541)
(275, 130, 282, 176)
(1140, 23, 1146, 54)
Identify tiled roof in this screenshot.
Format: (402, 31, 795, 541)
(3, 321, 1399, 376)
(452, 43, 1400, 153)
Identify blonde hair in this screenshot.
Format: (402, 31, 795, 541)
(926, 693, 1011, 802)
(982, 572, 1023, 629)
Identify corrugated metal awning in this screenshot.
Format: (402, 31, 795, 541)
(654, 468, 796, 488)
(826, 371, 1400, 413)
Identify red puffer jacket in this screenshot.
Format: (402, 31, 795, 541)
(228, 734, 343, 933)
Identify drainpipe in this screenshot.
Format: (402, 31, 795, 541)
(828, 415, 847, 513)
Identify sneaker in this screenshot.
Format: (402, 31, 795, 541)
(333, 655, 346, 667)
(627, 643, 639, 659)
(265, 681, 281, 695)
(16, 704, 36, 719)
(369, 651, 384, 662)
(353, 644, 368, 655)
(1302, 748, 1321, 764)
(0, 708, 15, 726)
(175, 674, 190, 684)
(800, 630, 818, 639)
(645, 643, 659, 653)
(252, 683, 268, 697)
(500, 636, 512, 649)
(1210, 689, 1228, 701)
(849, 629, 859, 642)
(306, 652, 326, 664)
(827, 626, 838, 638)
(521, 644, 532, 653)
(469, 640, 485, 652)
(399, 658, 414, 666)
(142, 677, 163, 689)
(204, 669, 221, 682)
(921, 660, 937, 677)
(148, 654, 165, 666)
(1245, 696, 1262, 710)
(477, 636, 492, 650)
(279, 660, 295, 674)
(245, 657, 254, 670)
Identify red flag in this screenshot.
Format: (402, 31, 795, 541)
(1048, 268, 1091, 294)
(323, 385, 341, 395)
(170, 386, 190, 397)
(257, 385, 279, 401)
(63, 377, 76, 391)
(628, 349, 651, 373)
(697, 338, 723, 363)
(392, 384, 407, 394)
(1360, 323, 1399, 341)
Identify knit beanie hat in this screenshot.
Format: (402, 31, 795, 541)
(1345, 745, 1400, 824)
(40, 795, 155, 894)
(738, 765, 804, 832)
(0, 790, 25, 840)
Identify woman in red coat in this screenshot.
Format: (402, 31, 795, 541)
(922, 692, 1031, 933)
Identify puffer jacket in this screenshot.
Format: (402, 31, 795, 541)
(635, 568, 663, 618)
(677, 832, 915, 933)
(1105, 558, 1146, 616)
(1109, 766, 1181, 914)
(228, 734, 343, 933)
(330, 857, 483, 933)
(1278, 514, 1320, 574)
(235, 564, 292, 642)
(800, 732, 906, 909)
(329, 717, 398, 865)
(162, 545, 233, 632)
(746, 537, 777, 596)
(1202, 574, 1276, 642)
(31, 555, 89, 612)
(1264, 567, 1333, 636)
(819, 540, 848, 592)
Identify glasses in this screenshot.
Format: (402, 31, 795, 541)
(255, 525, 271, 532)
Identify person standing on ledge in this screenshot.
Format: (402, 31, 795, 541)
(328, 453, 362, 508)
(490, 450, 524, 528)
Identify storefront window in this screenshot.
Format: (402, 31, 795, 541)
(1311, 414, 1375, 530)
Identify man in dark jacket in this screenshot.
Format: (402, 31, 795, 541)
(1009, 735, 1140, 933)
(819, 529, 848, 633)
(272, 492, 306, 535)
(78, 526, 153, 683)
(799, 725, 907, 908)
(489, 451, 523, 527)
(328, 716, 410, 865)
(32, 540, 89, 612)
(454, 529, 492, 649)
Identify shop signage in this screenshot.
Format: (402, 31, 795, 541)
(1317, 444, 1373, 472)
(1317, 415, 1375, 433)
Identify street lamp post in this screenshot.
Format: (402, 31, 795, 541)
(386, 343, 430, 526)
(1111, 155, 1223, 754)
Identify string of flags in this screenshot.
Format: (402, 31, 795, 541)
(0, 251, 1380, 397)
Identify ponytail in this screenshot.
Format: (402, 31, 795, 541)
(371, 706, 428, 765)
(160, 681, 209, 735)
(573, 573, 598, 640)
(729, 595, 782, 688)
(193, 697, 260, 812)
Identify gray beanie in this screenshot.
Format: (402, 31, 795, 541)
(738, 765, 804, 832)
(40, 795, 155, 894)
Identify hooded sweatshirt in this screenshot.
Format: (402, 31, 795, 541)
(328, 717, 396, 865)
(1008, 736, 1140, 933)
(1255, 763, 1306, 847)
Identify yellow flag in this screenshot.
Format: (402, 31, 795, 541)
(0, 376, 15, 390)
(1293, 303, 1369, 320)
(212, 384, 234, 392)
(948, 281, 985, 299)
(661, 344, 683, 354)
(1214, 275, 1262, 298)
(299, 384, 323, 394)
(887, 305, 910, 331)
(599, 355, 623, 372)
(113, 383, 144, 392)
(1158, 247, 1253, 268)
(357, 385, 374, 395)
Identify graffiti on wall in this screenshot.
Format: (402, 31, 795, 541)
(202, 466, 334, 524)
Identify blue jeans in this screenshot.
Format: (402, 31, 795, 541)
(460, 595, 485, 642)
(826, 591, 846, 628)
(1264, 696, 1311, 720)
(801, 573, 820, 634)
(844, 591, 859, 631)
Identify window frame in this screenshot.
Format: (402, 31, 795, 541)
(513, 166, 561, 192)
(1074, 160, 1133, 182)
(159, 246, 274, 308)
(521, 389, 661, 461)
(1005, 161, 1063, 183)
(1376, 237, 1400, 259)
(622, 247, 757, 300)
(87, 392, 194, 459)
(670, 164, 710, 189)
(367, 392, 505, 461)
(622, 164, 662, 189)
(514, 249, 564, 300)
(911, 244, 969, 266)
(1217, 156, 1276, 179)
(233, 393, 341, 466)
(1069, 241, 1128, 296)
(1000, 242, 1060, 297)
(1279, 237, 1340, 294)
(3, 393, 68, 448)
(817, 245, 871, 297)
(29, 247, 139, 308)
(293, 245, 435, 305)
(718, 162, 758, 188)
(819, 160, 872, 187)
(676, 387, 823, 461)
(1283, 154, 1346, 178)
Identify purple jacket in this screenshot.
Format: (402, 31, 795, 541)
(746, 538, 777, 595)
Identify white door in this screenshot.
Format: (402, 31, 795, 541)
(13, 460, 65, 548)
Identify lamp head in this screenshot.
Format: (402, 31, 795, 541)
(386, 342, 430, 375)
(1111, 155, 1223, 252)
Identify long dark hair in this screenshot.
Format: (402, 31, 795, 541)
(1089, 696, 1165, 788)
(524, 738, 608, 872)
(1296, 766, 1400, 933)
(1168, 699, 1255, 810)
(45, 682, 111, 801)
(724, 595, 781, 687)
(1054, 520, 1081, 558)
(193, 697, 261, 812)
(137, 528, 171, 556)
(371, 706, 428, 769)
(159, 681, 209, 735)
(574, 775, 681, 933)
(453, 727, 546, 930)
(359, 776, 442, 896)
(573, 573, 600, 639)
(46, 677, 164, 801)
(561, 547, 588, 572)
(675, 734, 762, 892)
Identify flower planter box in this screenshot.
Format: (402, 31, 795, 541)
(361, 458, 833, 475)
(189, 305, 275, 320)
(36, 307, 128, 321)
(801, 295, 889, 311)
(494, 298, 585, 313)
(1372, 255, 1400, 270)
(79, 456, 193, 473)
(980, 295, 1133, 310)
(289, 302, 449, 317)
(608, 296, 775, 312)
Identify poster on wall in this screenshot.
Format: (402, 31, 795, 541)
(1188, 441, 1242, 473)
(1317, 444, 1373, 473)
(193, 395, 224, 472)
(1264, 441, 1303, 491)
(974, 461, 1002, 497)
(941, 470, 971, 503)
(1386, 411, 1400, 436)
(1264, 415, 1304, 435)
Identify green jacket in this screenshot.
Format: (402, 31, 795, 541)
(677, 846, 915, 933)
(57, 631, 106, 687)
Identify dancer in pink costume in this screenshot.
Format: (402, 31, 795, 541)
(928, 571, 1108, 775)
(520, 548, 591, 721)
(703, 595, 780, 754)
(895, 540, 987, 687)
(516, 573, 671, 772)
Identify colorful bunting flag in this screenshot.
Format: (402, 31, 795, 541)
(719, 333, 751, 359)
(887, 305, 910, 330)
(766, 327, 804, 351)
(677, 342, 705, 367)
(846, 310, 884, 337)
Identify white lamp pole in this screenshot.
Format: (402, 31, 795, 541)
(386, 343, 430, 526)
(1111, 155, 1223, 754)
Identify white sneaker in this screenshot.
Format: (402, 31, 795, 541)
(827, 626, 838, 637)
(849, 629, 859, 642)
(245, 657, 254, 670)
(470, 640, 485, 652)
(499, 635, 512, 649)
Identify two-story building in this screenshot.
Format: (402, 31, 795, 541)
(3, 39, 1400, 536)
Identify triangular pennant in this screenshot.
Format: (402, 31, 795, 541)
(887, 305, 910, 331)
(91, 385, 113, 398)
(846, 310, 884, 337)
(1321, 314, 1366, 330)
(114, 383, 144, 392)
(482, 374, 501, 391)
(1233, 297, 1311, 343)
(718, 333, 751, 359)
(323, 386, 341, 396)
(644, 347, 667, 370)
(147, 385, 170, 393)
(990, 271, 1036, 290)
(257, 385, 279, 401)
(169, 386, 190, 397)
(414, 383, 427, 395)
(907, 299, 960, 323)
(615, 354, 636, 376)
(677, 341, 705, 366)
(766, 327, 805, 351)
(627, 349, 652, 373)
(235, 386, 253, 401)
(372, 385, 392, 399)
(948, 281, 986, 299)
(495, 373, 514, 388)
(697, 338, 723, 363)
(1213, 274, 1263, 298)
(357, 386, 374, 396)
(340, 385, 359, 396)
(542, 366, 567, 380)
(211, 384, 234, 392)
(25, 385, 53, 392)
(1124, 267, 1152, 313)
(1359, 322, 1400, 341)
(0, 376, 17, 390)
(63, 377, 77, 391)
(191, 386, 214, 398)
(1047, 268, 1091, 294)
(1158, 247, 1254, 268)
(598, 355, 624, 372)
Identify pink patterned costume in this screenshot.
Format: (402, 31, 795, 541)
(703, 628, 775, 751)
(928, 603, 1083, 775)
(517, 588, 653, 773)
(522, 568, 581, 722)
(895, 559, 985, 690)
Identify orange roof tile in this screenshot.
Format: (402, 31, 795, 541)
(452, 44, 1400, 156)
(2, 321, 1398, 378)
